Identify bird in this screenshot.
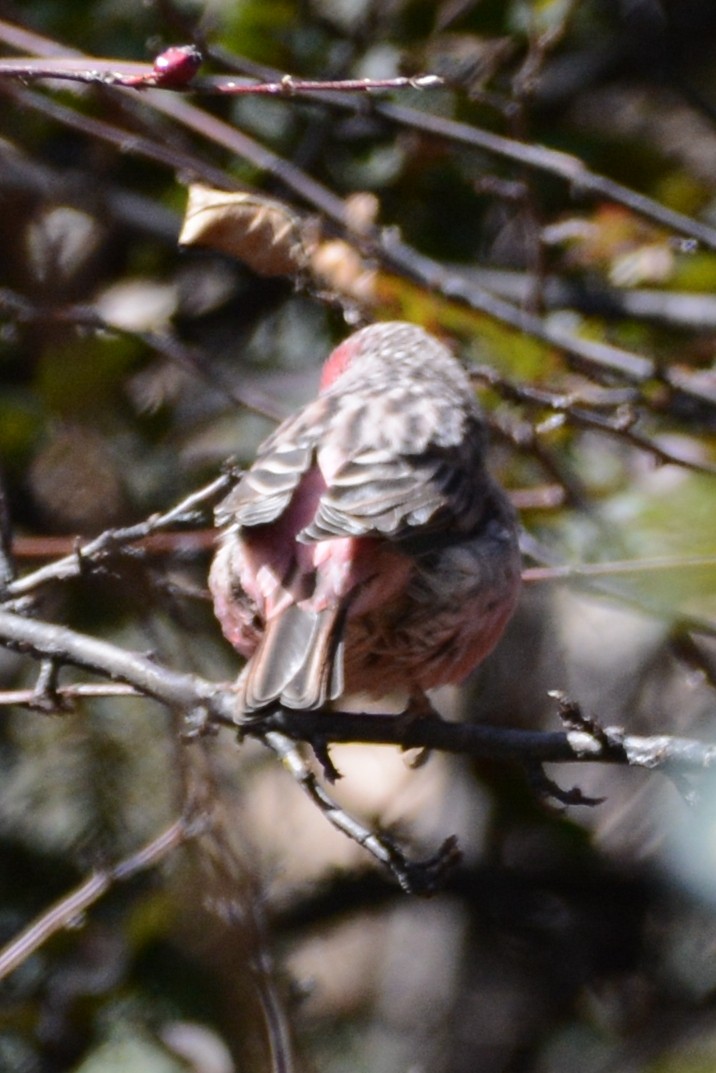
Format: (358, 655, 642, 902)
(209, 320, 521, 717)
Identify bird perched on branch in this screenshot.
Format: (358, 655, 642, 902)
(210, 321, 521, 716)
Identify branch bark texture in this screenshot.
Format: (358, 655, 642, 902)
(0, 608, 714, 777)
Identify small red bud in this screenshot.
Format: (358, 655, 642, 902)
(151, 45, 202, 87)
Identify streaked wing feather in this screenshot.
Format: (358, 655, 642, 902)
(302, 446, 483, 542)
(215, 442, 314, 528)
(217, 377, 485, 541)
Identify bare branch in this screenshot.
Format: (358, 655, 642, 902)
(10, 531, 215, 564)
(0, 608, 714, 775)
(204, 41, 716, 255)
(258, 707, 716, 776)
(0, 32, 686, 390)
(0, 817, 195, 981)
(0, 52, 443, 96)
(472, 365, 716, 476)
(523, 555, 716, 584)
(451, 267, 716, 332)
(2, 472, 232, 605)
(0, 284, 282, 421)
(378, 231, 655, 383)
(0, 682, 140, 709)
(0, 607, 233, 722)
(377, 102, 716, 254)
(260, 729, 460, 894)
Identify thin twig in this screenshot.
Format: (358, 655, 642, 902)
(0, 817, 194, 980)
(10, 531, 215, 562)
(261, 728, 460, 894)
(378, 231, 655, 383)
(0, 607, 233, 722)
(0, 28, 678, 389)
(2, 472, 232, 604)
(0, 475, 15, 590)
(205, 40, 716, 254)
(377, 102, 716, 253)
(452, 266, 716, 331)
(0, 53, 442, 95)
(523, 555, 716, 584)
(0, 286, 285, 420)
(472, 364, 716, 476)
(489, 413, 591, 510)
(0, 682, 141, 708)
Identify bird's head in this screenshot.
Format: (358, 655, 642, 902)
(318, 321, 454, 392)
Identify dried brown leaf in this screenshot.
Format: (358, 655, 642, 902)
(179, 184, 313, 278)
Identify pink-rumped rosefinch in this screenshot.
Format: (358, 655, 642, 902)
(210, 321, 520, 714)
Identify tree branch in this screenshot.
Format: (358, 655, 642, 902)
(260, 728, 461, 893)
(0, 607, 232, 722)
(0, 24, 703, 395)
(0, 607, 714, 775)
(204, 41, 716, 255)
(257, 707, 716, 774)
(0, 817, 195, 981)
(2, 471, 231, 605)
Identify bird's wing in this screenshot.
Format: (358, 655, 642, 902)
(213, 395, 335, 529)
(302, 385, 487, 542)
(215, 381, 486, 541)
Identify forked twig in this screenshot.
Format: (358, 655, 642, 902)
(2, 471, 233, 605)
(260, 728, 461, 895)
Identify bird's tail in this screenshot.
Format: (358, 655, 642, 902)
(239, 603, 345, 712)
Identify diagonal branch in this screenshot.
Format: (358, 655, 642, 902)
(2, 472, 231, 605)
(471, 364, 716, 476)
(0, 607, 232, 722)
(0, 817, 195, 981)
(261, 728, 460, 894)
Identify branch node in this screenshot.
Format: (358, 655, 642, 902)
(410, 74, 444, 89)
(526, 760, 605, 808)
(310, 736, 342, 783)
(280, 74, 296, 96)
(30, 658, 73, 715)
(550, 690, 617, 750)
(181, 706, 218, 741)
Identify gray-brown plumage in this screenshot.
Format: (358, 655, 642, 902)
(210, 321, 521, 714)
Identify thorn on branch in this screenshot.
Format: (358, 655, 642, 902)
(666, 769, 701, 808)
(310, 736, 342, 783)
(390, 835, 462, 896)
(181, 706, 219, 741)
(526, 760, 605, 808)
(279, 73, 296, 96)
(403, 746, 432, 769)
(73, 535, 87, 577)
(220, 458, 245, 483)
